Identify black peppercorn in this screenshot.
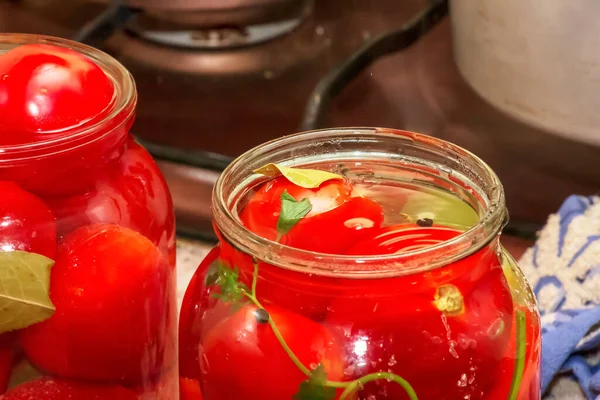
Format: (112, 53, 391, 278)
(254, 308, 270, 324)
(416, 218, 434, 227)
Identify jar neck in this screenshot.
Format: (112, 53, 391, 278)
(213, 128, 507, 279)
(0, 34, 137, 162)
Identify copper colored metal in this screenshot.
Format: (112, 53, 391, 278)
(81, 0, 294, 12)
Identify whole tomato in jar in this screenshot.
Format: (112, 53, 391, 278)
(0, 43, 113, 144)
(47, 137, 175, 260)
(326, 225, 514, 399)
(0, 181, 56, 259)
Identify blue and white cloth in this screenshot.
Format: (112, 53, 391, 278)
(519, 195, 600, 399)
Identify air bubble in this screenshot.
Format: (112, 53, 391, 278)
(388, 355, 397, 366)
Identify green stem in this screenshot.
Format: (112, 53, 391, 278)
(507, 310, 527, 400)
(240, 262, 418, 399)
(338, 372, 418, 400)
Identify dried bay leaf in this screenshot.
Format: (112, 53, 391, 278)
(0, 251, 55, 333)
(254, 163, 343, 189)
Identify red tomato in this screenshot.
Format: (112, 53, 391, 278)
(346, 224, 459, 255)
(241, 177, 351, 245)
(48, 137, 175, 261)
(180, 378, 203, 400)
(286, 195, 384, 254)
(200, 304, 345, 400)
(179, 246, 222, 381)
(0, 378, 138, 400)
(134, 365, 179, 400)
(20, 223, 175, 384)
(0, 333, 18, 394)
(217, 238, 343, 321)
(0, 43, 113, 144)
(0, 181, 56, 259)
(325, 226, 514, 399)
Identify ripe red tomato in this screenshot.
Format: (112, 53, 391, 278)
(0, 43, 113, 144)
(133, 365, 179, 400)
(232, 177, 385, 320)
(0, 378, 138, 400)
(241, 177, 349, 241)
(180, 378, 203, 400)
(0, 333, 18, 394)
(325, 226, 514, 399)
(285, 195, 384, 254)
(0, 181, 56, 259)
(48, 137, 175, 261)
(200, 304, 344, 400)
(20, 223, 175, 384)
(217, 238, 340, 321)
(179, 246, 222, 381)
(241, 175, 385, 254)
(346, 223, 458, 255)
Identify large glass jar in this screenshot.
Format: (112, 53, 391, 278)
(179, 128, 541, 400)
(0, 34, 177, 398)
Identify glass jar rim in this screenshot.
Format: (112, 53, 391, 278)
(213, 127, 507, 279)
(0, 33, 136, 160)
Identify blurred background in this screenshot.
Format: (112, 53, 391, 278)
(1, 0, 599, 251)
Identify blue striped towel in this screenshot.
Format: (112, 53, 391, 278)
(519, 195, 600, 400)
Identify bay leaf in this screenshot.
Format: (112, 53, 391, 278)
(0, 251, 55, 333)
(253, 163, 343, 189)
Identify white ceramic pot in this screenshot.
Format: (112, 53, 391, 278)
(451, 0, 600, 146)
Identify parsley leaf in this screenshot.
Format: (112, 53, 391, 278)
(293, 364, 336, 400)
(276, 191, 312, 241)
(210, 262, 249, 304)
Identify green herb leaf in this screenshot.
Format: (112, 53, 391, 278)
(254, 163, 343, 189)
(276, 191, 312, 240)
(210, 262, 248, 304)
(293, 364, 336, 400)
(0, 251, 55, 333)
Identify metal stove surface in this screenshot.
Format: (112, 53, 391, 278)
(1, 0, 599, 242)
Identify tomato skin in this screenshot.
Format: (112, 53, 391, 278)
(200, 304, 344, 400)
(0, 44, 113, 144)
(179, 246, 222, 382)
(346, 224, 458, 255)
(241, 177, 352, 243)
(285, 195, 384, 254)
(0, 378, 138, 400)
(48, 138, 175, 260)
(180, 378, 203, 400)
(326, 227, 514, 399)
(0, 181, 56, 259)
(0, 333, 18, 395)
(19, 223, 175, 384)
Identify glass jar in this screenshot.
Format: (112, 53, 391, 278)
(179, 128, 541, 400)
(0, 34, 177, 398)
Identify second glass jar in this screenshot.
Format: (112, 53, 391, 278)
(0, 34, 177, 398)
